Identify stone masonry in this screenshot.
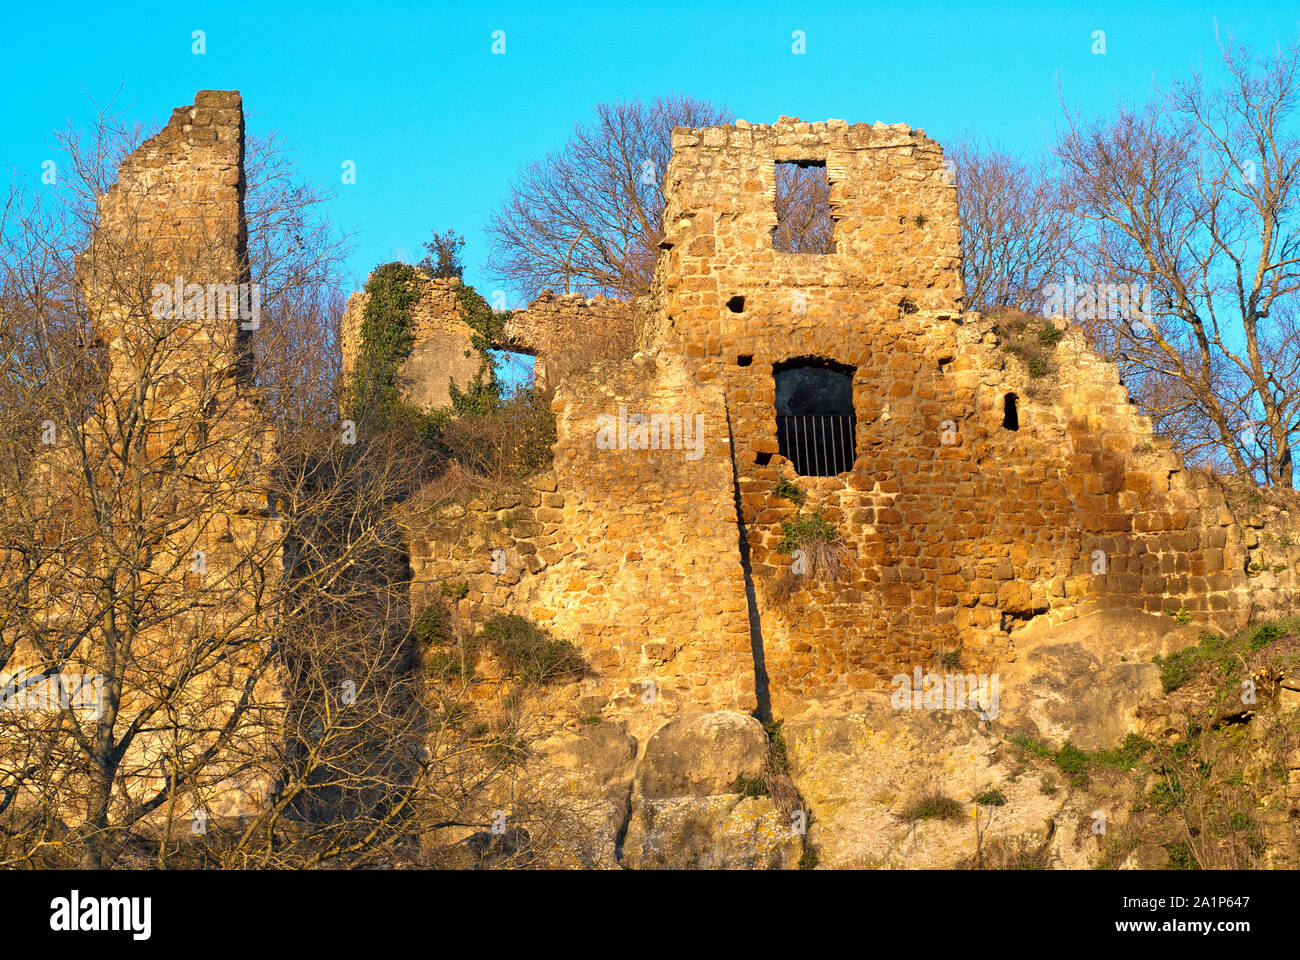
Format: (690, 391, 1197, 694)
(8, 91, 279, 820)
(340, 277, 639, 405)
(407, 115, 1299, 722)
(15, 92, 1298, 835)
(341, 275, 482, 411)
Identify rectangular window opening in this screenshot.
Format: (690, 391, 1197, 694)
(772, 161, 835, 254)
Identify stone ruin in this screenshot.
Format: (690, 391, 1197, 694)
(340, 277, 641, 404)
(6, 91, 279, 823)
(402, 115, 1300, 730)
(21, 92, 1300, 864)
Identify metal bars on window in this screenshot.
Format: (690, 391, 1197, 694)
(775, 414, 857, 476)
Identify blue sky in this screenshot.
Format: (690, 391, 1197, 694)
(3, 1, 1298, 306)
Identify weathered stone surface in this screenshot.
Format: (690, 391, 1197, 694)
(504, 290, 640, 390)
(784, 695, 1107, 869)
(340, 276, 484, 412)
(428, 828, 535, 870)
(531, 721, 638, 869)
(1014, 608, 1203, 663)
(9, 90, 281, 823)
(621, 795, 801, 869)
(636, 711, 768, 799)
(999, 610, 1195, 751)
(402, 117, 1292, 731)
(1121, 842, 1171, 870)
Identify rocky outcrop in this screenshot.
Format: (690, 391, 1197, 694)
(622, 795, 801, 869)
(635, 711, 767, 799)
(785, 701, 1107, 869)
(531, 720, 637, 869)
(997, 609, 1202, 751)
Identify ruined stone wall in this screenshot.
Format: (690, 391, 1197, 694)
(6, 91, 280, 821)
(503, 291, 639, 390)
(81, 91, 252, 391)
(408, 352, 756, 740)
(403, 115, 1298, 723)
(648, 117, 1260, 714)
(340, 279, 640, 409)
(1215, 487, 1300, 624)
(340, 275, 483, 412)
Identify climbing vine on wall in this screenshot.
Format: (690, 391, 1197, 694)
(349, 261, 553, 481)
(352, 263, 519, 437)
(448, 284, 511, 415)
(352, 261, 423, 423)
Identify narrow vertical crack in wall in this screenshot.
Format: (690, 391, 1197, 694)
(725, 397, 771, 722)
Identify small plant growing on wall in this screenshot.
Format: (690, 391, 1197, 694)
(475, 614, 586, 684)
(770, 510, 853, 606)
(782, 514, 851, 578)
(410, 602, 454, 646)
(773, 477, 807, 505)
(989, 307, 1063, 379)
(901, 789, 964, 822)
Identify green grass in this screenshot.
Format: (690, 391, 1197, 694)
(425, 648, 475, 681)
(1009, 733, 1053, 758)
(410, 602, 453, 646)
(1152, 617, 1297, 697)
(1009, 733, 1154, 787)
(1165, 839, 1199, 870)
(991, 309, 1063, 379)
(1093, 733, 1154, 771)
(1054, 742, 1091, 784)
(763, 718, 790, 772)
(1153, 647, 1200, 693)
(1146, 773, 1183, 813)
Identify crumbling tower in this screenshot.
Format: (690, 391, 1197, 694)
(16, 90, 279, 822)
(648, 117, 1250, 712)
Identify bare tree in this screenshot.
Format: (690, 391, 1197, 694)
(1057, 37, 1300, 484)
(772, 162, 835, 254)
(0, 103, 574, 869)
(243, 128, 354, 433)
(486, 95, 732, 301)
(948, 135, 1077, 312)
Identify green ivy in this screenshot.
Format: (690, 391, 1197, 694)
(449, 284, 511, 414)
(352, 261, 423, 422)
(350, 263, 516, 442)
